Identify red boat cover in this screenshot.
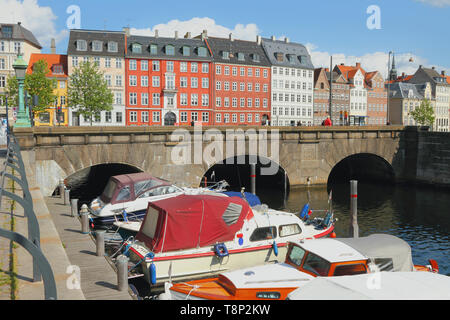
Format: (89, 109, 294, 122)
(136, 194, 253, 253)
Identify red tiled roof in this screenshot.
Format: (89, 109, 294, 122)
(26, 53, 68, 77)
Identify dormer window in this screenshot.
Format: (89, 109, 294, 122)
(287, 54, 295, 64)
(198, 47, 207, 57)
(53, 64, 64, 74)
(275, 52, 283, 62)
(132, 43, 142, 54)
(150, 44, 158, 55)
(108, 41, 118, 52)
(252, 53, 260, 62)
(76, 39, 87, 51)
(92, 40, 103, 52)
(182, 46, 190, 56)
(165, 45, 175, 55)
(237, 52, 245, 61)
(222, 51, 230, 60)
(2, 26, 12, 38)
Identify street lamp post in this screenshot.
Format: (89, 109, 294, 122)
(12, 53, 31, 128)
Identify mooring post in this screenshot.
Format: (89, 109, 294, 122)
(58, 179, 65, 199)
(116, 254, 129, 292)
(80, 204, 90, 234)
(70, 198, 78, 217)
(250, 163, 256, 195)
(95, 230, 105, 256)
(350, 180, 359, 238)
(64, 189, 70, 205)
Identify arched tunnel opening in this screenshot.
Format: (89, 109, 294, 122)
(326, 153, 396, 207)
(202, 155, 290, 209)
(58, 163, 143, 207)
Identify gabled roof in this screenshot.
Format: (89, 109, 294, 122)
(261, 37, 314, 69)
(334, 63, 366, 82)
(0, 23, 41, 49)
(388, 82, 424, 99)
(26, 53, 68, 77)
(206, 36, 270, 67)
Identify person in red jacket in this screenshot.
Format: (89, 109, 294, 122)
(323, 116, 332, 126)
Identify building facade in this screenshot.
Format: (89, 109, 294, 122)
(365, 71, 388, 125)
(26, 53, 69, 126)
(206, 34, 271, 126)
(408, 66, 450, 131)
(67, 29, 126, 126)
(261, 37, 314, 126)
(326, 69, 350, 125)
(0, 22, 41, 121)
(313, 68, 330, 125)
(125, 31, 213, 126)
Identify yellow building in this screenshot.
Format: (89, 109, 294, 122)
(26, 53, 68, 126)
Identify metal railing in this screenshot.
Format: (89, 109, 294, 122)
(0, 134, 57, 300)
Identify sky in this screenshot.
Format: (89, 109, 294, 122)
(1, 0, 449, 78)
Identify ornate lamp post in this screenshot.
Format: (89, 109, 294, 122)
(12, 53, 31, 128)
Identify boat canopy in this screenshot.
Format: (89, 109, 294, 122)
(336, 234, 415, 272)
(287, 272, 450, 300)
(100, 173, 171, 204)
(136, 194, 253, 253)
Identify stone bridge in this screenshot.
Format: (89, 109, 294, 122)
(12, 125, 428, 197)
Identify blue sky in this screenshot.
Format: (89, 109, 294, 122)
(1, 0, 449, 76)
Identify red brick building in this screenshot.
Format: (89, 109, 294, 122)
(125, 32, 213, 126)
(365, 71, 388, 125)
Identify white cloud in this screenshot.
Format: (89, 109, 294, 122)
(130, 17, 260, 41)
(0, 0, 68, 47)
(414, 0, 450, 7)
(305, 44, 450, 79)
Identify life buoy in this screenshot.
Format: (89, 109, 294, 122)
(214, 243, 229, 257)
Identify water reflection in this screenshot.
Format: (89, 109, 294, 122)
(258, 182, 450, 276)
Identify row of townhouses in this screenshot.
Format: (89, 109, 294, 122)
(1, 23, 449, 131)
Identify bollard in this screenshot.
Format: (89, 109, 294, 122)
(58, 179, 65, 199)
(95, 230, 105, 256)
(64, 189, 70, 205)
(70, 198, 78, 217)
(80, 204, 90, 234)
(349, 180, 359, 238)
(116, 254, 129, 292)
(250, 163, 256, 195)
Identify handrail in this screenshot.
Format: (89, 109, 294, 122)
(0, 133, 57, 300)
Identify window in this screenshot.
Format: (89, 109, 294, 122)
(250, 227, 277, 241)
(152, 76, 160, 87)
(153, 111, 160, 122)
(104, 75, 112, 86)
(165, 45, 175, 55)
(93, 57, 100, 66)
(182, 46, 190, 56)
(222, 51, 229, 59)
(240, 114, 245, 122)
(141, 93, 148, 105)
(129, 75, 137, 86)
(71, 56, 78, 67)
(114, 92, 122, 105)
(152, 93, 160, 105)
(302, 252, 330, 276)
(152, 60, 160, 71)
(108, 41, 118, 52)
(201, 78, 209, 88)
(191, 94, 198, 106)
(116, 58, 122, 69)
(141, 76, 148, 87)
(263, 69, 268, 78)
(92, 40, 103, 52)
(333, 264, 367, 276)
(141, 111, 149, 122)
(237, 52, 245, 61)
(166, 61, 174, 72)
(232, 113, 237, 123)
(116, 112, 123, 123)
(198, 47, 207, 57)
(180, 62, 187, 72)
(76, 40, 87, 51)
(240, 68, 245, 76)
(115, 75, 122, 87)
(279, 224, 301, 237)
(216, 113, 222, 123)
(202, 112, 209, 123)
(191, 62, 198, 73)
(150, 44, 158, 55)
(216, 65, 221, 75)
(129, 93, 137, 105)
(129, 60, 137, 70)
(104, 57, 111, 68)
(287, 245, 306, 266)
(216, 97, 221, 107)
(1, 26, 12, 38)
(202, 63, 209, 73)
(180, 77, 188, 88)
(165, 75, 175, 89)
(180, 112, 187, 122)
(224, 113, 230, 123)
(191, 77, 198, 88)
(191, 112, 198, 122)
(180, 93, 188, 105)
(141, 60, 148, 71)
(202, 94, 209, 106)
(129, 112, 137, 123)
(105, 111, 112, 123)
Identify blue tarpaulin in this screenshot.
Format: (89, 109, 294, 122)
(222, 191, 262, 207)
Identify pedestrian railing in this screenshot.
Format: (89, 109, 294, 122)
(0, 134, 57, 300)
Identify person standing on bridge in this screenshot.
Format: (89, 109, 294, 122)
(323, 116, 332, 126)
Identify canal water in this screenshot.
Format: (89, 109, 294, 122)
(259, 182, 450, 276)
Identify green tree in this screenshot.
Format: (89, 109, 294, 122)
(68, 61, 113, 125)
(409, 98, 435, 127)
(6, 59, 56, 117)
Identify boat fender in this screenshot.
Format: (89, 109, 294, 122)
(237, 233, 244, 246)
(122, 209, 128, 222)
(149, 262, 157, 285)
(322, 212, 332, 229)
(123, 243, 131, 257)
(214, 243, 229, 258)
(272, 241, 278, 256)
(299, 204, 310, 220)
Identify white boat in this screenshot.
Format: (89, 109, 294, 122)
(161, 234, 440, 300)
(88, 173, 228, 227)
(287, 272, 450, 300)
(125, 193, 336, 288)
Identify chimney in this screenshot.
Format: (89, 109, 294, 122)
(285, 37, 289, 43)
(175, 31, 178, 39)
(256, 35, 261, 45)
(51, 38, 56, 54)
(229, 33, 233, 41)
(441, 70, 446, 76)
(356, 62, 361, 68)
(432, 66, 435, 70)
(271, 35, 276, 41)
(123, 27, 130, 37)
(184, 32, 191, 39)
(202, 29, 208, 40)
(154, 29, 159, 38)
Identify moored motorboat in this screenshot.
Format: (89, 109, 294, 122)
(125, 193, 336, 288)
(160, 234, 440, 300)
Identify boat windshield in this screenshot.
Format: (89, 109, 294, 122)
(134, 179, 166, 197)
(302, 252, 331, 277)
(101, 179, 117, 202)
(287, 245, 306, 266)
